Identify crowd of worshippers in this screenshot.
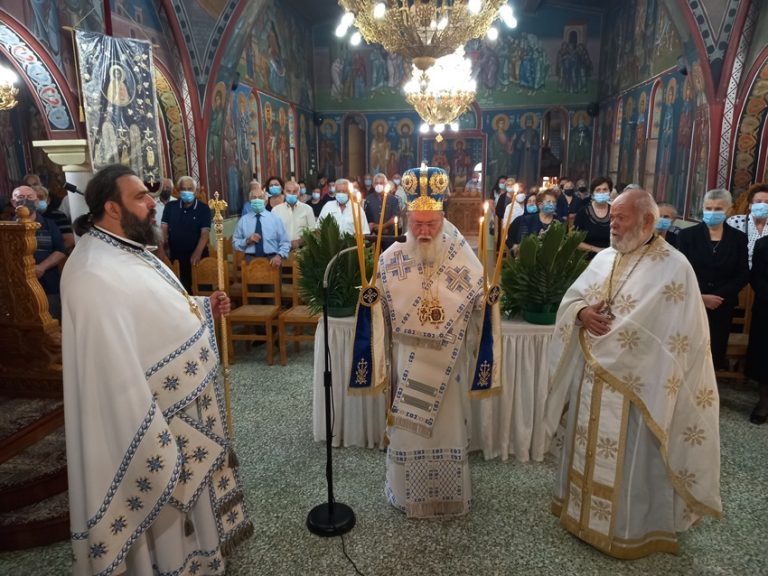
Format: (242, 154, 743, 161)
(5, 170, 768, 424)
(493, 174, 768, 425)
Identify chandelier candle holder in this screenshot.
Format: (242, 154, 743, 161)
(0, 66, 19, 111)
(336, 0, 517, 70)
(404, 47, 476, 138)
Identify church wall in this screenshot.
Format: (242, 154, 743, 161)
(205, 0, 314, 214)
(595, 0, 707, 219)
(311, 2, 602, 194)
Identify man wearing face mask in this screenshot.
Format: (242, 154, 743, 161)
(363, 173, 374, 196)
(364, 173, 400, 237)
(567, 178, 591, 225)
(309, 187, 324, 218)
(232, 184, 290, 268)
(11, 185, 67, 319)
(316, 177, 370, 236)
(298, 180, 310, 203)
(273, 180, 316, 250)
(161, 175, 211, 291)
(556, 177, 574, 220)
(36, 185, 75, 252)
(391, 173, 407, 212)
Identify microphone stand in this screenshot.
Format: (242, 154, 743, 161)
(307, 245, 357, 537)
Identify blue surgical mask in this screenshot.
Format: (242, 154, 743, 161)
(526, 205, 538, 214)
(329, 185, 336, 194)
(751, 202, 768, 219)
(286, 194, 298, 205)
(656, 217, 672, 231)
(37, 200, 48, 212)
(505, 186, 515, 193)
(593, 192, 610, 204)
(268, 185, 281, 196)
(300, 187, 306, 194)
(336, 192, 349, 205)
(702, 210, 726, 227)
(180, 191, 195, 203)
(393, 179, 401, 185)
(311, 192, 320, 201)
(364, 179, 372, 187)
(250, 198, 265, 213)
(542, 202, 556, 215)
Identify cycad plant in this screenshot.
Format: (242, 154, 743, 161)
(500, 221, 588, 323)
(297, 217, 373, 316)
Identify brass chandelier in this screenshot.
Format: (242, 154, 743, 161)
(0, 66, 18, 111)
(336, 0, 517, 71)
(404, 47, 475, 137)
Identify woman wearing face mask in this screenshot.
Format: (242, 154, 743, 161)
(309, 187, 324, 218)
(655, 202, 681, 247)
(265, 176, 284, 211)
(500, 184, 526, 232)
(573, 176, 612, 258)
(493, 176, 513, 249)
(506, 190, 559, 253)
(726, 183, 768, 268)
(678, 188, 749, 371)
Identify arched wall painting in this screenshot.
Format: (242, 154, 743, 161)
(730, 58, 768, 199)
(259, 92, 291, 183)
(483, 111, 541, 189)
(567, 110, 593, 181)
(686, 61, 709, 219)
(420, 133, 485, 194)
(317, 114, 343, 181)
(366, 112, 420, 177)
(223, 85, 258, 215)
(296, 108, 314, 180)
(154, 68, 189, 184)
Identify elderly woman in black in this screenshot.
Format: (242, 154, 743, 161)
(678, 188, 749, 371)
(747, 236, 768, 423)
(573, 176, 612, 258)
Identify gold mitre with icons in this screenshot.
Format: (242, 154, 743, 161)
(402, 165, 448, 212)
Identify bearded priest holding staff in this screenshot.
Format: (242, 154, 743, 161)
(363, 166, 499, 518)
(62, 165, 252, 575)
(543, 188, 722, 559)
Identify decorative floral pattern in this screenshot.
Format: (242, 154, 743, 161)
(683, 425, 707, 446)
(667, 333, 690, 356)
(665, 375, 682, 397)
(676, 468, 697, 490)
(623, 373, 644, 395)
(617, 328, 640, 350)
(696, 388, 716, 409)
(575, 425, 587, 448)
(662, 281, 686, 304)
(591, 498, 611, 521)
(613, 294, 637, 315)
(597, 436, 619, 459)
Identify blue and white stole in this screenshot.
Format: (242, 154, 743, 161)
(379, 226, 484, 438)
(468, 284, 502, 397)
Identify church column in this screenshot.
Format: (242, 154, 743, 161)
(33, 139, 92, 234)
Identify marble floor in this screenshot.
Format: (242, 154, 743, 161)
(1, 344, 766, 576)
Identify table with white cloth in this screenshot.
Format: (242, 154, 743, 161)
(312, 316, 387, 448)
(469, 319, 554, 462)
(312, 316, 554, 460)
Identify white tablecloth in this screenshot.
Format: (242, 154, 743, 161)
(470, 319, 554, 462)
(312, 316, 387, 448)
(312, 317, 553, 461)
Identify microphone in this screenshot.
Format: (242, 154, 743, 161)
(64, 182, 84, 195)
(364, 234, 407, 244)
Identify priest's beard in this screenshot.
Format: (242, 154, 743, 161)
(121, 207, 157, 246)
(408, 226, 445, 265)
(611, 226, 646, 254)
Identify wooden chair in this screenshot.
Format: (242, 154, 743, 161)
(226, 258, 282, 364)
(159, 254, 181, 280)
(229, 250, 245, 305)
(280, 252, 296, 307)
(278, 257, 320, 365)
(716, 284, 755, 382)
(191, 256, 228, 297)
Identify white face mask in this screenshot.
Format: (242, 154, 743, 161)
(516, 193, 526, 203)
(375, 184, 385, 193)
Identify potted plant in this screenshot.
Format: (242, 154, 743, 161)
(500, 221, 588, 325)
(297, 217, 373, 317)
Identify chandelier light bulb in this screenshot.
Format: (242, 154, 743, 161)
(341, 11, 355, 27)
(508, 16, 518, 28)
(434, 124, 445, 134)
(350, 31, 362, 45)
(499, 4, 514, 26)
(450, 122, 459, 132)
(430, 19, 438, 30)
(486, 26, 499, 41)
(335, 23, 349, 37)
(437, 17, 448, 30)
(468, 0, 482, 15)
(419, 123, 430, 134)
(373, 2, 386, 19)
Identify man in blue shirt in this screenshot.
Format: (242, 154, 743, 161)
(161, 176, 211, 291)
(11, 185, 67, 319)
(232, 185, 290, 268)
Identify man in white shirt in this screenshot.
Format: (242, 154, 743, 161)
(273, 180, 316, 249)
(316, 178, 370, 236)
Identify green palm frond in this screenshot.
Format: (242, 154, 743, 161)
(500, 221, 588, 318)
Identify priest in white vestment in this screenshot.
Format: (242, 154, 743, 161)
(377, 166, 486, 518)
(544, 188, 722, 559)
(62, 165, 252, 576)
